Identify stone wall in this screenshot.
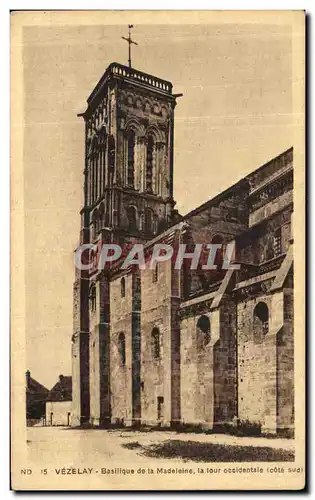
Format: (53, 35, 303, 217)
(89, 277, 100, 425)
(213, 301, 237, 425)
(183, 186, 248, 297)
(237, 208, 292, 265)
(180, 298, 237, 429)
(249, 191, 293, 227)
(72, 271, 90, 427)
(180, 310, 213, 427)
(46, 401, 72, 427)
(237, 291, 287, 433)
(71, 333, 81, 427)
(109, 271, 134, 424)
(88, 274, 111, 426)
(277, 280, 294, 433)
(140, 256, 178, 426)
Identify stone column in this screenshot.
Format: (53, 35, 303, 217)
(151, 142, 158, 195)
(136, 136, 146, 191)
(90, 158, 94, 204)
(115, 131, 124, 187)
(263, 290, 284, 434)
(102, 147, 106, 193)
(204, 309, 221, 429)
(156, 142, 167, 198)
(154, 142, 160, 195)
(89, 274, 111, 427)
(93, 156, 96, 203)
(121, 136, 127, 187)
(87, 159, 92, 206)
(97, 148, 101, 199)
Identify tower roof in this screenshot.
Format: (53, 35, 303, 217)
(86, 62, 174, 111)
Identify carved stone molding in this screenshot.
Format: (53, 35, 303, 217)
(248, 148, 293, 191)
(234, 278, 274, 300)
(249, 171, 293, 212)
(119, 88, 171, 119)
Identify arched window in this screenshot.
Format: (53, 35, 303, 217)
(146, 134, 154, 192)
(92, 136, 99, 203)
(126, 206, 137, 232)
(99, 129, 107, 194)
(253, 302, 269, 343)
(102, 144, 106, 191)
(104, 194, 110, 227)
(91, 209, 99, 239)
(89, 160, 94, 205)
(196, 315, 211, 347)
(144, 208, 153, 234)
(89, 284, 96, 312)
(121, 277, 126, 298)
(152, 327, 160, 359)
(127, 130, 135, 187)
(98, 203, 104, 232)
(118, 332, 126, 366)
(108, 135, 115, 184)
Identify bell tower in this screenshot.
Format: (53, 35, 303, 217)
(81, 62, 179, 246)
(72, 59, 181, 426)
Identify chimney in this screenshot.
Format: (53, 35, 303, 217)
(26, 370, 30, 387)
(59, 374, 64, 383)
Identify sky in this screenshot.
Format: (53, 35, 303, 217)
(22, 19, 293, 389)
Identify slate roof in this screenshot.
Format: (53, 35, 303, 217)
(47, 375, 72, 402)
(26, 373, 49, 397)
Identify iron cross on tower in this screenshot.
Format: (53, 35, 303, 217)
(121, 24, 138, 68)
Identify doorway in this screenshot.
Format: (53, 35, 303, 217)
(157, 396, 164, 423)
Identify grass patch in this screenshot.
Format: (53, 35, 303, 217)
(139, 439, 294, 462)
(121, 441, 142, 450)
(215, 420, 261, 437)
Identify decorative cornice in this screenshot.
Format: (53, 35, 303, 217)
(248, 168, 293, 212)
(247, 147, 293, 193)
(85, 63, 174, 114)
(233, 278, 274, 300)
(235, 254, 286, 283)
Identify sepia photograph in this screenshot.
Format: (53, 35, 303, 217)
(10, 10, 305, 490)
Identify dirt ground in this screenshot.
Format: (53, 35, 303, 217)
(27, 426, 295, 466)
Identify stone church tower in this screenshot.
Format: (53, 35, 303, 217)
(72, 62, 180, 426)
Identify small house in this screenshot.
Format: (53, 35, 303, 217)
(26, 370, 49, 425)
(46, 375, 72, 426)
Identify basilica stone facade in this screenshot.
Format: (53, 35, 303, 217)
(72, 62, 294, 435)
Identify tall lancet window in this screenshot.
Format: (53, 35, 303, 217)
(92, 157, 96, 203)
(92, 136, 98, 203)
(100, 130, 107, 195)
(127, 206, 137, 232)
(127, 130, 135, 187)
(146, 134, 154, 193)
(102, 145, 106, 192)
